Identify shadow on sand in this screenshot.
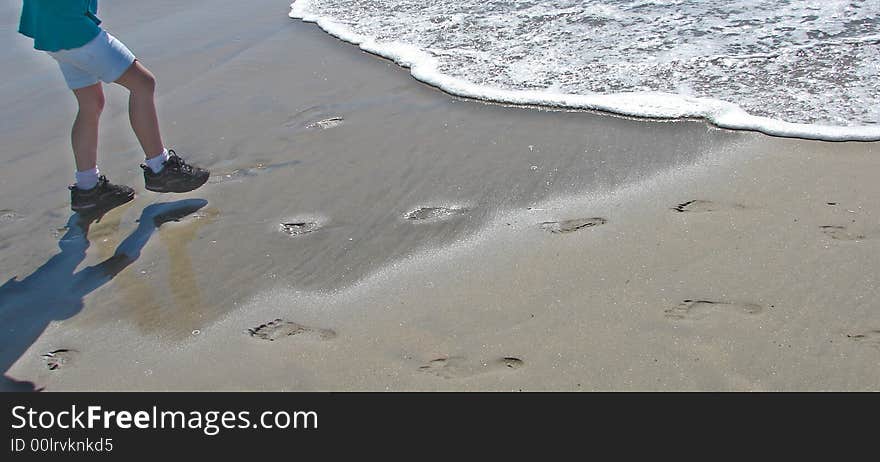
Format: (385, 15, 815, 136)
(0, 199, 208, 391)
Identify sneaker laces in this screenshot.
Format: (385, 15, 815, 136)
(96, 176, 129, 195)
(165, 150, 195, 174)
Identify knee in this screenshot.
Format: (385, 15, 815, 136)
(132, 70, 156, 95)
(141, 72, 156, 93)
(77, 90, 105, 117)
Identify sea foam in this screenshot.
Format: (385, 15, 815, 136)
(290, 0, 880, 141)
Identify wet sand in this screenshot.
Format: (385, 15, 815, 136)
(1, 0, 878, 390)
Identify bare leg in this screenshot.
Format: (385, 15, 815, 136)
(71, 83, 105, 171)
(114, 61, 165, 159)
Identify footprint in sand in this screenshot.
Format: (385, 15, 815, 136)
(405, 206, 468, 222)
(846, 329, 880, 349)
(306, 116, 344, 130)
(418, 356, 524, 379)
(540, 217, 607, 234)
(820, 225, 874, 241)
(672, 200, 745, 213)
(41, 349, 78, 371)
(247, 319, 336, 342)
(283, 104, 343, 130)
(0, 209, 22, 225)
(280, 221, 321, 236)
(665, 299, 765, 321)
(209, 160, 301, 185)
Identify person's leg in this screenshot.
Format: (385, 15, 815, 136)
(71, 83, 105, 189)
(68, 83, 134, 211)
(113, 59, 209, 193)
(114, 61, 165, 161)
(47, 35, 135, 212)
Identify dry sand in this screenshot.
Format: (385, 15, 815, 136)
(1, 0, 878, 391)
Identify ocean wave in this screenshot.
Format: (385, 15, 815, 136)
(290, 0, 880, 141)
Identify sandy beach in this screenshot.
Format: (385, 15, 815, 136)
(1, 0, 878, 391)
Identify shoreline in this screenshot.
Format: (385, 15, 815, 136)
(289, 1, 880, 143)
(2, 0, 879, 391)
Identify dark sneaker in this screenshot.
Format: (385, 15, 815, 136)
(142, 150, 209, 193)
(69, 176, 135, 213)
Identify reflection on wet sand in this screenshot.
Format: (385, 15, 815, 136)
(0, 200, 208, 391)
(162, 207, 220, 335)
(119, 207, 220, 339)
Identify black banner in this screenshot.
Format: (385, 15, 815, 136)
(2, 392, 877, 458)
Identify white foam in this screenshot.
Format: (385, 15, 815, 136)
(291, 0, 880, 142)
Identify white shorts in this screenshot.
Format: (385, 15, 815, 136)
(47, 30, 136, 90)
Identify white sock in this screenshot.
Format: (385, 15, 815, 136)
(75, 167, 100, 190)
(145, 149, 170, 174)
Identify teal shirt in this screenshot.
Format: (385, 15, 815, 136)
(19, 0, 102, 52)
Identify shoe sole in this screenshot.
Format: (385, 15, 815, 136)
(145, 175, 209, 193)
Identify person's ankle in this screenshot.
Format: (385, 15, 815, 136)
(145, 149, 169, 174)
(75, 167, 100, 190)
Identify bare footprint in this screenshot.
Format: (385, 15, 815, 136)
(672, 200, 744, 213)
(846, 329, 880, 349)
(0, 209, 21, 223)
(306, 116, 344, 130)
(405, 206, 468, 222)
(418, 356, 524, 379)
(820, 225, 872, 241)
(248, 319, 336, 342)
(41, 349, 78, 371)
(280, 222, 321, 236)
(540, 217, 607, 234)
(665, 299, 764, 321)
